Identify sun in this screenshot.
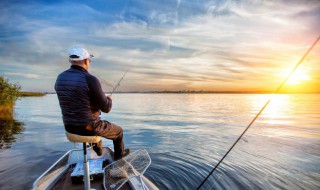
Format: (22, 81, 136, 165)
(287, 69, 310, 85)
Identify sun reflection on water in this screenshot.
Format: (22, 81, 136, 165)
(263, 95, 293, 125)
(249, 94, 320, 139)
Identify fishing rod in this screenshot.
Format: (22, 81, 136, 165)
(110, 70, 129, 95)
(196, 35, 320, 190)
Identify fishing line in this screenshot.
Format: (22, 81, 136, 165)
(196, 35, 320, 190)
(99, 78, 114, 94)
(100, 78, 114, 89)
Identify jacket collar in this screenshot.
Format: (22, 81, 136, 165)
(71, 65, 88, 72)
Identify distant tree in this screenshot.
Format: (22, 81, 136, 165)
(0, 76, 21, 119)
(0, 76, 24, 149)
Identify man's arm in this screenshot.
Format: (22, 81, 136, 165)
(86, 74, 112, 113)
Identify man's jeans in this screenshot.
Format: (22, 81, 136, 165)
(93, 120, 124, 160)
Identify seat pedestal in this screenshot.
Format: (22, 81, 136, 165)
(66, 132, 101, 190)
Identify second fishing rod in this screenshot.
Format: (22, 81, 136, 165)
(109, 70, 129, 95)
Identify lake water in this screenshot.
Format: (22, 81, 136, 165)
(0, 93, 319, 190)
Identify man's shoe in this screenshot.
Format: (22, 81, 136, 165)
(122, 148, 130, 158)
(114, 148, 130, 161)
(92, 140, 103, 156)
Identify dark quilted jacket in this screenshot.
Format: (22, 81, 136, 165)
(55, 65, 112, 135)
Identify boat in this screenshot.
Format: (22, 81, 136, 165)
(32, 146, 158, 190)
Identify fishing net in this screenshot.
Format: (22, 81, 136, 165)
(103, 149, 151, 190)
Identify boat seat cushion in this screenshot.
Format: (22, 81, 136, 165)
(66, 132, 101, 143)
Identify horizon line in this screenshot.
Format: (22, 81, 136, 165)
(24, 90, 320, 94)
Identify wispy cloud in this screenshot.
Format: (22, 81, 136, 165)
(5, 72, 40, 79)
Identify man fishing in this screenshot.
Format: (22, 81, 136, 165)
(55, 45, 130, 160)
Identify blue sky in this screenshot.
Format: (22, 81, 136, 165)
(1, 0, 320, 92)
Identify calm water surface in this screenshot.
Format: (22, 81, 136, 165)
(0, 94, 319, 190)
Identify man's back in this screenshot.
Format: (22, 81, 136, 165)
(55, 65, 94, 130)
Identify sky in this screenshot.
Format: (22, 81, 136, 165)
(1, 0, 320, 93)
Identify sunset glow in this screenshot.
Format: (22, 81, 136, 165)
(287, 69, 310, 85)
(0, 0, 320, 93)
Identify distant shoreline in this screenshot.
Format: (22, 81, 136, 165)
(39, 91, 320, 94)
(116, 91, 320, 94)
(19, 92, 46, 97)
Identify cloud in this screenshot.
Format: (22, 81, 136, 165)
(5, 72, 40, 79)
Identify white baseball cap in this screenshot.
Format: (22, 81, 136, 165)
(68, 46, 94, 61)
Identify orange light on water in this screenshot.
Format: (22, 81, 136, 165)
(263, 95, 291, 124)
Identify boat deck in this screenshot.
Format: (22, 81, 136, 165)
(32, 148, 157, 190)
(51, 169, 131, 190)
